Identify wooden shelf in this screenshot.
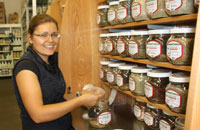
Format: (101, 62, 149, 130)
(101, 55, 191, 72)
(97, 0, 107, 4)
(101, 14, 197, 29)
(102, 81, 185, 117)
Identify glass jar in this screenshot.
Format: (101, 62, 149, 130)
(144, 104, 161, 129)
(97, 5, 110, 27)
(88, 99, 112, 128)
(108, 1, 120, 25)
(117, 64, 137, 91)
(106, 33, 119, 56)
(131, 0, 150, 21)
(145, 69, 172, 104)
(100, 61, 110, 82)
(99, 34, 108, 55)
(165, 0, 195, 16)
(146, 29, 170, 62)
(165, 72, 189, 114)
(129, 66, 151, 96)
(106, 62, 125, 86)
(146, 0, 168, 19)
(117, 32, 131, 57)
(167, 28, 195, 66)
(159, 111, 176, 130)
(174, 117, 185, 130)
(129, 31, 148, 59)
(117, 0, 133, 24)
(133, 99, 146, 121)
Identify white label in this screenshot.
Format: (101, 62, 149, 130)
(165, 89, 182, 108)
(97, 111, 112, 125)
(117, 74, 124, 87)
(146, 0, 158, 14)
(146, 40, 161, 58)
(117, 6, 128, 20)
(144, 82, 153, 98)
(107, 40, 114, 53)
(159, 119, 172, 130)
(129, 40, 139, 56)
(129, 77, 136, 91)
(97, 13, 101, 24)
(166, 0, 182, 11)
(99, 42, 104, 52)
(134, 105, 142, 118)
(167, 40, 183, 60)
(117, 40, 126, 54)
(132, 2, 141, 17)
(144, 112, 154, 126)
(108, 9, 116, 22)
(107, 71, 115, 83)
(99, 68, 104, 79)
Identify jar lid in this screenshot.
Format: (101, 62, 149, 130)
(131, 31, 149, 36)
(147, 69, 172, 78)
(162, 111, 173, 116)
(108, 33, 119, 37)
(148, 29, 170, 35)
(175, 117, 185, 128)
(119, 0, 128, 2)
(146, 104, 156, 109)
(109, 1, 119, 5)
(131, 66, 151, 73)
(108, 62, 125, 67)
(170, 28, 195, 34)
(146, 64, 159, 69)
(118, 64, 137, 70)
(100, 34, 107, 37)
(98, 5, 109, 9)
(136, 99, 145, 103)
(169, 72, 190, 83)
(100, 61, 110, 65)
(118, 32, 131, 36)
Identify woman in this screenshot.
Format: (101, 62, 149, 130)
(12, 14, 102, 130)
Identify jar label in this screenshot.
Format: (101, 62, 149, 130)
(97, 13, 101, 24)
(107, 71, 115, 83)
(129, 77, 136, 91)
(144, 82, 153, 98)
(159, 119, 172, 130)
(117, 6, 128, 20)
(99, 41, 104, 52)
(166, 0, 182, 11)
(146, 40, 162, 58)
(132, 2, 141, 17)
(134, 105, 142, 118)
(97, 111, 112, 125)
(99, 68, 104, 79)
(108, 9, 116, 22)
(117, 74, 124, 87)
(117, 40, 126, 54)
(144, 112, 154, 126)
(107, 40, 114, 53)
(129, 40, 139, 56)
(167, 40, 183, 60)
(146, 0, 158, 14)
(165, 89, 182, 108)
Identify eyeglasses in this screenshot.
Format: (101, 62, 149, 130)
(33, 32, 61, 40)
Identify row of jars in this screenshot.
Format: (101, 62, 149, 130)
(133, 99, 185, 130)
(97, 0, 197, 27)
(99, 28, 195, 66)
(100, 60, 190, 114)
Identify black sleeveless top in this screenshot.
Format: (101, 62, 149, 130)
(12, 46, 73, 130)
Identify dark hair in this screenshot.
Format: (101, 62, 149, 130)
(28, 14, 58, 35)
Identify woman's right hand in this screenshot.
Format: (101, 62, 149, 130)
(80, 92, 103, 108)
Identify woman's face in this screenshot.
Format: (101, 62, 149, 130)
(28, 22, 59, 61)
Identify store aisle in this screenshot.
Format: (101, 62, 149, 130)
(0, 78, 21, 130)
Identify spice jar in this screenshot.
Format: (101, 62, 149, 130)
(100, 61, 110, 82)
(108, 1, 120, 25)
(165, 72, 190, 114)
(145, 69, 172, 104)
(146, 29, 170, 62)
(165, 0, 195, 16)
(133, 99, 146, 121)
(117, 0, 133, 24)
(99, 34, 108, 55)
(129, 66, 151, 96)
(131, 0, 150, 21)
(97, 5, 110, 27)
(107, 62, 125, 86)
(117, 64, 137, 91)
(117, 32, 131, 57)
(88, 99, 112, 128)
(167, 28, 195, 66)
(144, 104, 161, 129)
(146, 0, 168, 19)
(129, 31, 148, 59)
(174, 117, 185, 130)
(159, 111, 176, 130)
(106, 33, 119, 56)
